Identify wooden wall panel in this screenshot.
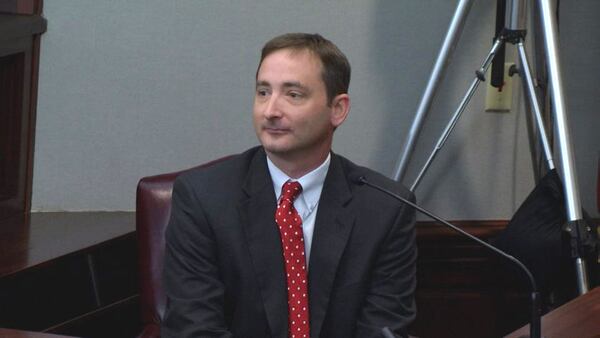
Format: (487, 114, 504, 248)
(0, 0, 42, 15)
(410, 220, 531, 338)
(0, 12, 46, 220)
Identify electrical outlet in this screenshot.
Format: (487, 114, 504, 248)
(485, 62, 515, 113)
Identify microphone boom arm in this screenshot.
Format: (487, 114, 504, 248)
(356, 175, 542, 338)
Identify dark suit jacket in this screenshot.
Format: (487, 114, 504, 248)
(162, 147, 416, 338)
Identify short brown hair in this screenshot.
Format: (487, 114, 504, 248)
(257, 33, 351, 104)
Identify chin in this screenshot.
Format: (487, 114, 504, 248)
(262, 143, 291, 155)
(260, 136, 291, 153)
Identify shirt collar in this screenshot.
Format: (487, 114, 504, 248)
(267, 153, 331, 209)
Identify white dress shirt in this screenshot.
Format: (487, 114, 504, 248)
(266, 154, 330, 268)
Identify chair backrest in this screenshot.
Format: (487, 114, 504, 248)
(135, 156, 232, 337)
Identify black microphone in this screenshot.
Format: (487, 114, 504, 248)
(491, 0, 507, 88)
(353, 174, 542, 338)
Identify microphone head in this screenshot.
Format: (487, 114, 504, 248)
(349, 172, 367, 185)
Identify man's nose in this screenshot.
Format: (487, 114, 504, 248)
(264, 94, 283, 119)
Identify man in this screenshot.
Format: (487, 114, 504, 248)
(162, 33, 416, 338)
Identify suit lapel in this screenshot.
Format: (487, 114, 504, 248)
(308, 154, 355, 338)
(238, 149, 288, 338)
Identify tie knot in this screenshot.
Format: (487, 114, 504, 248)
(281, 181, 302, 202)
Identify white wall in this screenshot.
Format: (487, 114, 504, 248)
(32, 1, 599, 220)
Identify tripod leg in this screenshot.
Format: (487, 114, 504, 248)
(410, 38, 505, 191)
(538, 0, 590, 294)
(393, 0, 475, 182)
(516, 42, 555, 170)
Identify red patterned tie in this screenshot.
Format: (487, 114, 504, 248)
(275, 181, 310, 338)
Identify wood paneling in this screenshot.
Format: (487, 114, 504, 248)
(0, 328, 74, 338)
(0, 0, 42, 15)
(0, 52, 25, 220)
(506, 287, 600, 338)
(410, 220, 532, 338)
(0, 212, 139, 337)
(0, 13, 46, 220)
(0, 212, 135, 278)
(1, 215, 592, 337)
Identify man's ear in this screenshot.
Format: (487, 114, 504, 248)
(330, 93, 350, 128)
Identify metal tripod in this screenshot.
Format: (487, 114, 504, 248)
(393, 0, 592, 295)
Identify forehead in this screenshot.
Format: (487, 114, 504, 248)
(257, 48, 323, 83)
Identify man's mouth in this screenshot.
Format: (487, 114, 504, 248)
(264, 126, 290, 134)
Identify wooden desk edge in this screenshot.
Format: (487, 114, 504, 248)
(0, 328, 77, 338)
(505, 287, 600, 337)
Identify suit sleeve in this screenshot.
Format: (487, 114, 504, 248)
(161, 175, 233, 338)
(354, 191, 417, 338)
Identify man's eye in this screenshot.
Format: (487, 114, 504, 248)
(289, 92, 303, 99)
(256, 89, 268, 96)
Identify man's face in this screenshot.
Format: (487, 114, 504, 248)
(253, 49, 343, 163)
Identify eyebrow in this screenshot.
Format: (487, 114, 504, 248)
(256, 80, 310, 92)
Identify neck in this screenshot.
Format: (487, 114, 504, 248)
(266, 148, 330, 179)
